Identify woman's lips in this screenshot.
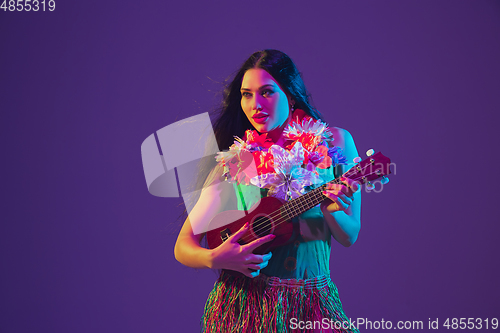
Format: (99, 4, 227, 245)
(252, 113, 269, 124)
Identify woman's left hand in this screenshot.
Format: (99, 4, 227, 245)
(320, 177, 360, 213)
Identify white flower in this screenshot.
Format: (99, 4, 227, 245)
(284, 117, 333, 140)
(250, 142, 321, 200)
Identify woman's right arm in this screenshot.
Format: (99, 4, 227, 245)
(174, 172, 231, 269)
(174, 173, 274, 277)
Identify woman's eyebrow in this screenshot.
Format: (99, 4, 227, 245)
(240, 84, 275, 91)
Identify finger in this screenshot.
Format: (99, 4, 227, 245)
(323, 191, 349, 210)
(336, 180, 351, 194)
(249, 269, 260, 278)
(335, 184, 351, 197)
(229, 223, 249, 242)
(248, 260, 269, 271)
(243, 234, 276, 252)
(325, 182, 341, 191)
(341, 177, 360, 193)
(338, 196, 350, 210)
(263, 252, 272, 262)
(243, 270, 254, 278)
(325, 183, 352, 196)
(323, 189, 347, 201)
(339, 185, 355, 200)
(329, 180, 356, 198)
(327, 191, 351, 206)
(248, 252, 273, 264)
(335, 192, 353, 206)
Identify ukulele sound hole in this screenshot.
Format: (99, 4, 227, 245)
(251, 215, 274, 238)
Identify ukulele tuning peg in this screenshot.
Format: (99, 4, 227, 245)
(381, 176, 389, 184)
(353, 156, 362, 163)
(366, 149, 375, 157)
(366, 182, 375, 190)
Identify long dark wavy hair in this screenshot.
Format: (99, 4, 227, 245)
(212, 49, 325, 151)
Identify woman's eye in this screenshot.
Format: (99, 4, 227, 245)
(262, 90, 274, 97)
(242, 92, 252, 98)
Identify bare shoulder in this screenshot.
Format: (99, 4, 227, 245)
(329, 127, 358, 159)
(330, 127, 353, 149)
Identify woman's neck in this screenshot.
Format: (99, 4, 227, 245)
(265, 112, 292, 147)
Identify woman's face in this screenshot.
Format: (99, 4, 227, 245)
(240, 68, 292, 134)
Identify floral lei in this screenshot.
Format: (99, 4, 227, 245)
(216, 109, 348, 201)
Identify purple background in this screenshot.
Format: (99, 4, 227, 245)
(1, 1, 499, 332)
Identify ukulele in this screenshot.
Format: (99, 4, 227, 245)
(206, 151, 391, 255)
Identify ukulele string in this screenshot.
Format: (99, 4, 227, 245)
(240, 184, 331, 243)
(240, 164, 383, 243)
(239, 180, 338, 243)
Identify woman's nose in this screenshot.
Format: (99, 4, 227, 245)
(252, 95, 263, 110)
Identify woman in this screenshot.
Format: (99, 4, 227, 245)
(174, 50, 361, 333)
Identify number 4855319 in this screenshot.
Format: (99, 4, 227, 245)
(1, 0, 56, 11)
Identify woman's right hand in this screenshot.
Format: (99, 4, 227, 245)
(210, 223, 275, 278)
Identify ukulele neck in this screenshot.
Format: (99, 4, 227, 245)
(280, 151, 392, 220)
(281, 179, 341, 219)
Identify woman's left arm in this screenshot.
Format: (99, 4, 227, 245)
(320, 128, 361, 247)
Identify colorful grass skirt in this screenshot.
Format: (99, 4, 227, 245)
(201, 271, 359, 333)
